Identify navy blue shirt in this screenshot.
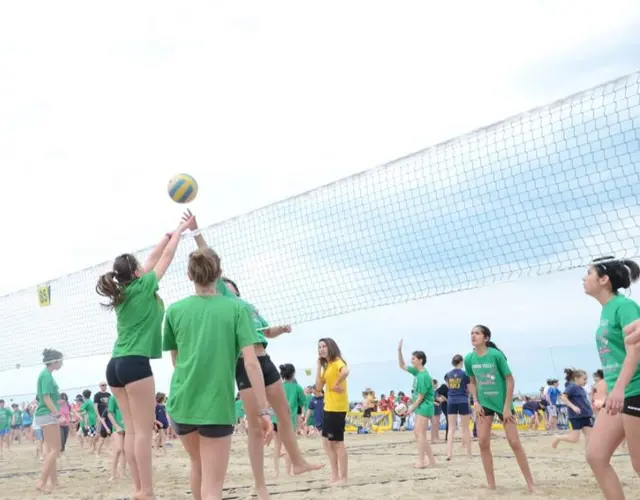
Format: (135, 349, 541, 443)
(155, 404, 168, 426)
(309, 396, 324, 428)
(445, 368, 470, 405)
(564, 383, 593, 419)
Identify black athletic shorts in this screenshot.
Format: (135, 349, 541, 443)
(448, 402, 471, 415)
(322, 411, 346, 442)
(170, 419, 233, 439)
(106, 356, 153, 388)
(480, 407, 504, 422)
(235, 355, 281, 390)
(363, 408, 373, 418)
(623, 394, 640, 418)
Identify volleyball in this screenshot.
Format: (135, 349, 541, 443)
(395, 403, 407, 415)
(168, 174, 198, 204)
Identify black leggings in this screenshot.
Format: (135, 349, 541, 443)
(60, 425, 70, 452)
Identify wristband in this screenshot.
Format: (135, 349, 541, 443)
(257, 408, 270, 417)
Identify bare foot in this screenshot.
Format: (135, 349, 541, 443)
(329, 477, 341, 485)
(256, 485, 270, 499)
(133, 494, 153, 500)
(527, 484, 537, 494)
(36, 482, 52, 494)
(551, 437, 560, 449)
(292, 461, 324, 475)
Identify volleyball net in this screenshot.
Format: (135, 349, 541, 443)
(1, 72, 639, 372)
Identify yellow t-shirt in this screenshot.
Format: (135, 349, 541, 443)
(322, 358, 349, 412)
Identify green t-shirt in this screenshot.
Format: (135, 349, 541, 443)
(163, 294, 259, 425)
(596, 294, 640, 398)
(12, 410, 22, 426)
(113, 271, 165, 359)
(80, 399, 98, 426)
(464, 347, 513, 414)
(35, 368, 60, 417)
(0, 407, 12, 429)
(407, 366, 435, 418)
(216, 280, 268, 347)
(283, 381, 307, 429)
(235, 399, 245, 419)
(107, 395, 125, 430)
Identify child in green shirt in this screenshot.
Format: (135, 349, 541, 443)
(396, 339, 436, 469)
(583, 256, 640, 500)
(465, 325, 534, 493)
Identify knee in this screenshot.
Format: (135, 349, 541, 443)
(247, 423, 263, 439)
(478, 437, 491, 451)
(507, 437, 522, 451)
(586, 447, 610, 470)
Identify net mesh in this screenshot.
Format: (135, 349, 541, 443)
(1, 72, 639, 372)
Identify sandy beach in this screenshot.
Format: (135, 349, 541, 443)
(1, 430, 635, 499)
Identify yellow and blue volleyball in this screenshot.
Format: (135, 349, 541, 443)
(167, 174, 198, 204)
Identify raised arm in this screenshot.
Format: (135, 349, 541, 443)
(397, 339, 408, 371)
(141, 234, 172, 274)
(153, 215, 194, 281)
(181, 210, 209, 251)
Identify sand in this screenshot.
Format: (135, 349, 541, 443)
(1, 430, 635, 499)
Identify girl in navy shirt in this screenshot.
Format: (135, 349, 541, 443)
(444, 354, 472, 460)
(552, 368, 593, 448)
(154, 393, 169, 456)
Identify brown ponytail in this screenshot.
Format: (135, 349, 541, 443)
(96, 271, 126, 309)
(96, 254, 139, 309)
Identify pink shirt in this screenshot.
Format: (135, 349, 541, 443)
(58, 401, 70, 426)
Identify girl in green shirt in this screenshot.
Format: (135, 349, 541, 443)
(465, 325, 534, 493)
(96, 213, 194, 500)
(583, 256, 640, 499)
(162, 247, 273, 500)
(34, 348, 64, 494)
(273, 364, 307, 477)
(184, 212, 321, 499)
(397, 339, 436, 468)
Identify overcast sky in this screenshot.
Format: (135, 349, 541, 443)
(1, 1, 639, 401)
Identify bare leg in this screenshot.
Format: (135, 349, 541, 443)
(266, 381, 322, 475)
(36, 424, 61, 493)
(199, 433, 232, 500)
(178, 432, 202, 500)
(503, 420, 535, 493)
(413, 414, 435, 468)
(112, 388, 142, 495)
(586, 411, 626, 500)
(240, 389, 270, 500)
(476, 415, 496, 490)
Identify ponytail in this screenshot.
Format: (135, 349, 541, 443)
(564, 367, 575, 383)
(96, 271, 126, 310)
(486, 341, 507, 360)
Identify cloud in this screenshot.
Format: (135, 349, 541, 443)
(1, 70, 639, 372)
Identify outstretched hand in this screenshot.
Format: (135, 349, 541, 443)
(178, 214, 195, 233)
(181, 209, 198, 231)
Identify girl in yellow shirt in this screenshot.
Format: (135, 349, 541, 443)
(316, 337, 350, 485)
